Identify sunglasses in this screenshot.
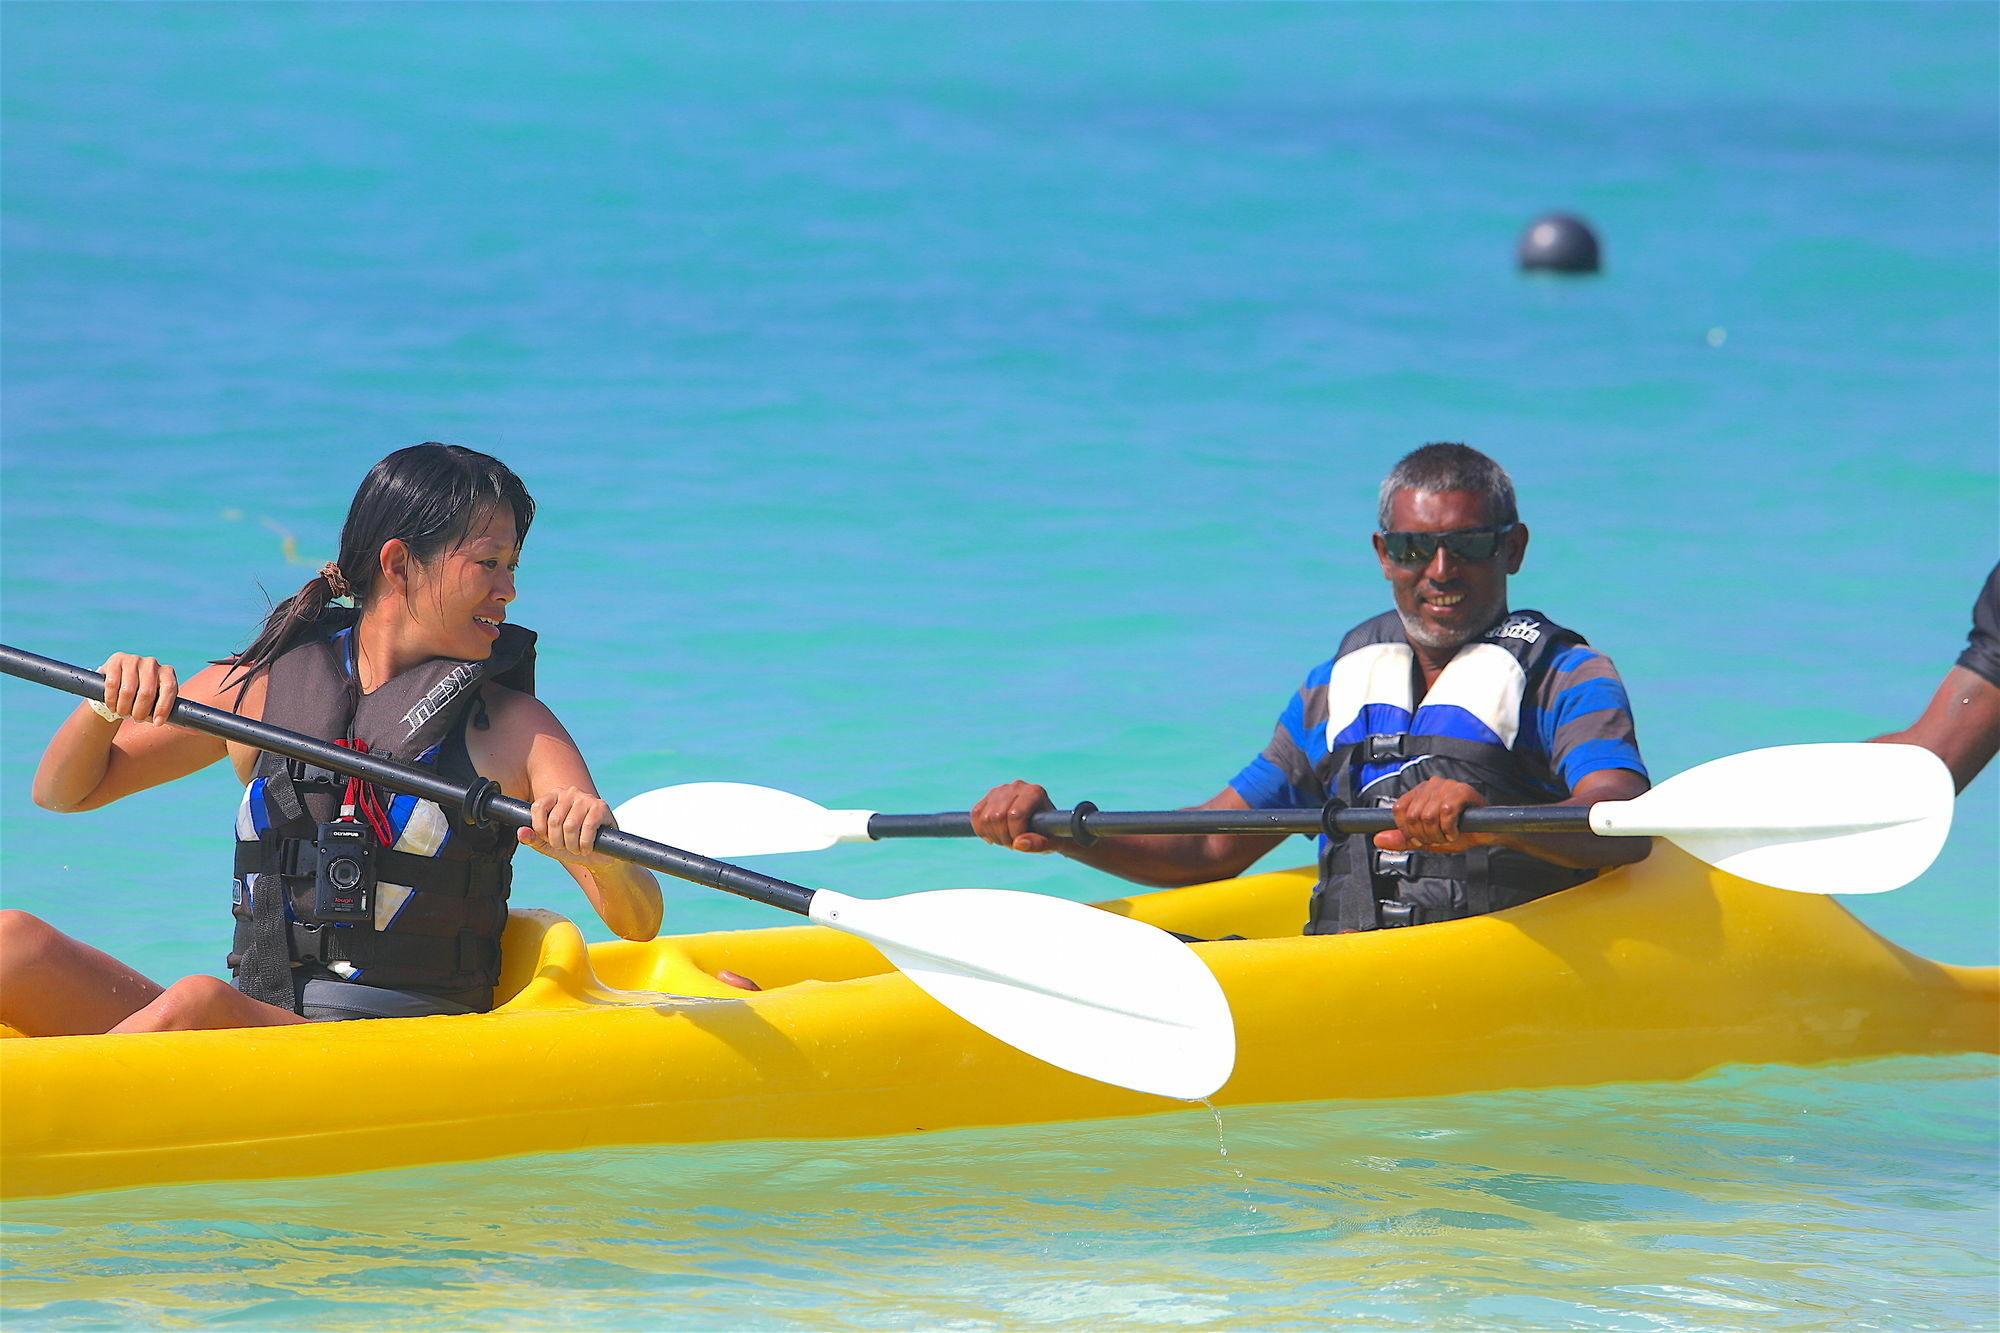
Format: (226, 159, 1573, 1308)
(1378, 523, 1518, 568)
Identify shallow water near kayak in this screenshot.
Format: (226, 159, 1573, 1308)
(5, 1058, 1993, 1331)
(3, 3, 1996, 1330)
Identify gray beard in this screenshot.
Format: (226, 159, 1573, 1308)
(1397, 612, 1476, 654)
(1396, 602, 1504, 655)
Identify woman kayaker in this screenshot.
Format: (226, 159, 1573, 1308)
(2, 442, 696, 1036)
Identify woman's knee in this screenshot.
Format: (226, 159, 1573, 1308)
(0, 912, 164, 1036)
(119, 974, 303, 1032)
(122, 974, 237, 1030)
(164, 974, 239, 1005)
(161, 973, 256, 1021)
(0, 910, 66, 970)
(1, 912, 151, 990)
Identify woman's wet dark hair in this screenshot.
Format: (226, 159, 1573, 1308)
(227, 443, 535, 684)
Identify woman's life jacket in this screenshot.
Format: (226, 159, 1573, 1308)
(1306, 609, 1598, 934)
(229, 614, 536, 1012)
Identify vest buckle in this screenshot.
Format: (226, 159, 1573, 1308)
(1374, 849, 1415, 878)
(290, 922, 334, 965)
(1362, 734, 1406, 762)
(1378, 901, 1423, 928)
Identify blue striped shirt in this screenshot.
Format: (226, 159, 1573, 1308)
(1230, 637, 1647, 813)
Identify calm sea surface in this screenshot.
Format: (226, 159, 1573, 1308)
(3, 5, 1995, 1329)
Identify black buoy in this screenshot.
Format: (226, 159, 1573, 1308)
(1517, 212, 1601, 274)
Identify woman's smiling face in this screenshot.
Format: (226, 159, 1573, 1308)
(401, 506, 520, 661)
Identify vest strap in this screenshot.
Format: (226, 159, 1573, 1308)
(1361, 734, 1405, 761)
(233, 872, 301, 1013)
(1394, 734, 1522, 767)
(1372, 847, 1476, 881)
(234, 842, 507, 899)
(290, 923, 500, 979)
(1462, 847, 1497, 916)
(263, 770, 308, 827)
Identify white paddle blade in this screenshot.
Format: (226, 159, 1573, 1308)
(613, 783, 874, 859)
(808, 888, 1236, 1101)
(1593, 743, 1954, 895)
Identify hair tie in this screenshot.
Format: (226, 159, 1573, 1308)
(319, 562, 352, 601)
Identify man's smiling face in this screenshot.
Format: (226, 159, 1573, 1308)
(1373, 488, 1528, 656)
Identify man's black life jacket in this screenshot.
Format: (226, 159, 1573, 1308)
(1305, 609, 1597, 935)
(229, 614, 536, 1011)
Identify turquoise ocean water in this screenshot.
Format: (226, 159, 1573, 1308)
(2, 4, 1995, 1328)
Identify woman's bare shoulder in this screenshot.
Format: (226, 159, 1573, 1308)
(465, 683, 593, 799)
(480, 682, 573, 740)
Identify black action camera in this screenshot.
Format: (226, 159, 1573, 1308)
(311, 820, 376, 921)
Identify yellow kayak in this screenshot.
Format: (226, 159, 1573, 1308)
(3, 843, 1994, 1201)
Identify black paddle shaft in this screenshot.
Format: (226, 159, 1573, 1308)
(867, 802, 1596, 841)
(0, 644, 818, 916)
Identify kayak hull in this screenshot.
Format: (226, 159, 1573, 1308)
(3, 845, 1994, 1200)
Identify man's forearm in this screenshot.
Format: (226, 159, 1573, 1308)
(1496, 822, 1653, 870)
(1050, 829, 1287, 888)
(1871, 666, 2000, 794)
(1494, 768, 1654, 869)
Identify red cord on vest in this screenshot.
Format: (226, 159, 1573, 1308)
(333, 739, 397, 846)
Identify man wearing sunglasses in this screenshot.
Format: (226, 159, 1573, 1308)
(971, 442, 1653, 932)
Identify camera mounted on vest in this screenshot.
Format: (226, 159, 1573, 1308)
(265, 757, 378, 923)
(310, 818, 376, 922)
(308, 816, 376, 920)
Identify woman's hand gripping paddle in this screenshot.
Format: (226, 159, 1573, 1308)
(614, 743, 1954, 896)
(0, 644, 1235, 1101)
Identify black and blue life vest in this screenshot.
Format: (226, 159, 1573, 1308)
(1305, 609, 1597, 934)
(229, 614, 536, 1011)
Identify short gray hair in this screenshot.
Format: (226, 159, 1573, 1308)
(1377, 442, 1519, 529)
